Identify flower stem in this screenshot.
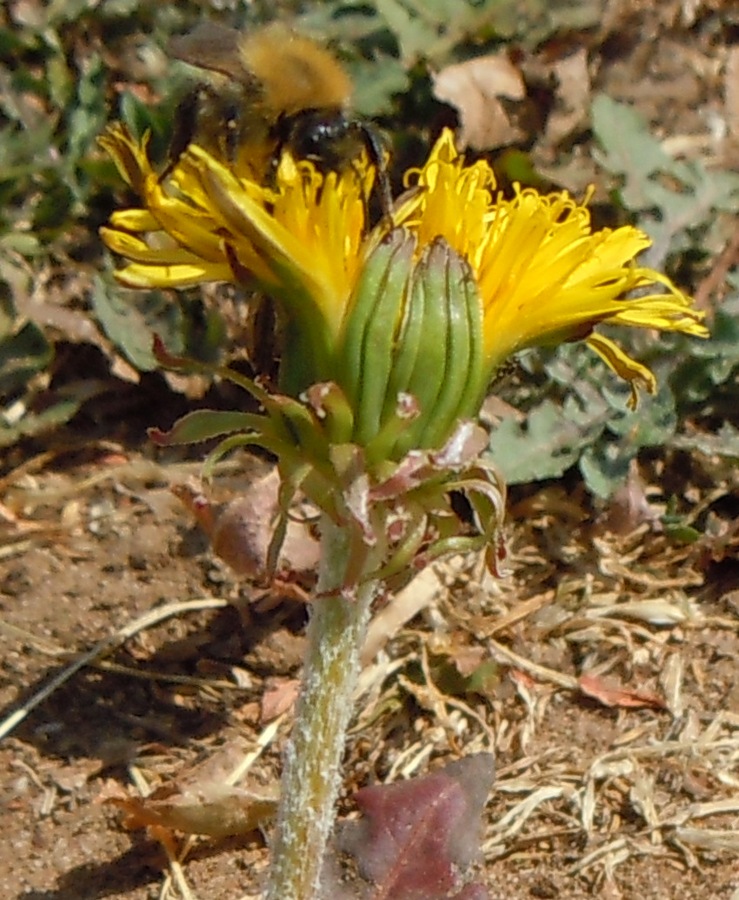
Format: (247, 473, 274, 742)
(264, 516, 378, 900)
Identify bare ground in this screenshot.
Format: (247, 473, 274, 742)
(0, 448, 737, 900)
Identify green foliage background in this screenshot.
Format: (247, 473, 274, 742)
(0, 0, 736, 498)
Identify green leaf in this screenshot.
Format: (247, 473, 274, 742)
(671, 422, 739, 459)
(578, 441, 633, 499)
(66, 53, 107, 164)
(592, 94, 672, 206)
(0, 397, 77, 447)
(90, 275, 185, 371)
(464, 659, 501, 696)
(0, 232, 41, 257)
(0, 293, 53, 396)
(0, 380, 102, 448)
(486, 399, 600, 483)
(669, 294, 739, 405)
(592, 95, 739, 262)
(602, 383, 677, 446)
(350, 55, 409, 117)
(149, 409, 257, 446)
(46, 50, 74, 110)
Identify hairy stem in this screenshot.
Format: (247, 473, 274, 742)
(264, 517, 378, 900)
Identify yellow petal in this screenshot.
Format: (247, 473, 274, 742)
(586, 332, 656, 408)
(115, 261, 233, 289)
(98, 123, 156, 195)
(398, 130, 706, 400)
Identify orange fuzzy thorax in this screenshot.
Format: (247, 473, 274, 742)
(238, 25, 353, 116)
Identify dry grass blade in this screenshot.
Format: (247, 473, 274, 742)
(486, 637, 578, 689)
(487, 786, 566, 846)
(673, 827, 739, 852)
(0, 597, 229, 741)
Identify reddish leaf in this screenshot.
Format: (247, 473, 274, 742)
(174, 470, 319, 581)
(578, 673, 667, 710)
(331, 753, 494, 900)
(151, 333, 202, 371)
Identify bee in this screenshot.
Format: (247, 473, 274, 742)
(165, 21, 391, 214)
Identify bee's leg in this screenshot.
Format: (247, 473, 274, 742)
(353, 122, 393, 220)
(161, 83, 241, 180)
(222, 100, 242, 164)
(266, 112, 294, 185)
(161, 86, 203, 180)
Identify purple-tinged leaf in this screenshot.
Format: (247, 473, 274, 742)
(331, 753, 494, 900)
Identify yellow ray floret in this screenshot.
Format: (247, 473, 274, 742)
(100, 124, 707, 408)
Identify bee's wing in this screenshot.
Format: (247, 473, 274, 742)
(168, 22, 244, 79)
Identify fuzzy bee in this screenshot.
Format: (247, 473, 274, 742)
(165, 21, 390, 210)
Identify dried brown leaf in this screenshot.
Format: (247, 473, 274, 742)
(542, 49, 591, 145)
(261, 677, 300, 722)
(174, 469, 319, 581)
(578, 673, 667, 710)
(432, 54, 526, 151)
(102, 780, 278, 838)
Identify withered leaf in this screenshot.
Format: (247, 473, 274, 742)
(579, 673, 667, 711)
(103, 780, 278, 838)
(432, 54, 526, 151)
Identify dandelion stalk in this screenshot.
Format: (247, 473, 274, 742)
(265, 517, 379, 899)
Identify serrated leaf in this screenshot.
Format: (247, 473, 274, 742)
(372, 0, 507, 65)
(671, 422, 739, 459)
(149, 409, 256, 446)
(374, 0, 444, 64)
(544, 346, 614, 419)
(579, 442, 635, 499)
(90, 275, 185, 371)
(486, 400, 597, 483)
(592, 94, 672, 198)
(350, 55, 410, 116)
(640, 169, 739, 265)
(602, 383, 676, 445)
(669, 298, 738, 403)
(592, 94, 739, 269)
